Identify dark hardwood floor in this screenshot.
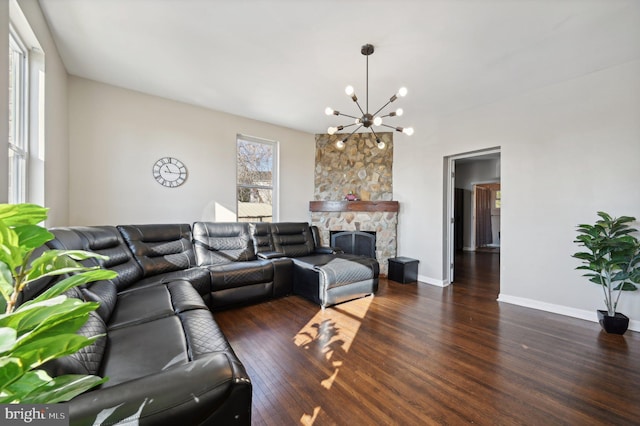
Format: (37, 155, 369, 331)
(215, 252, 640, 425)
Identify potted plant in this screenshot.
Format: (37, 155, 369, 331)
(572, 211, 640, 334)
(0, 203, 117, 403)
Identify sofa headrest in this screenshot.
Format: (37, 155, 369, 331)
(49, 226, 142, 293)
(117, 224, 196, 277)
(269, 222, 315, 257)
(47, 228, 97, 265)
(250, 222, 274, 254)
(192, 222, 256, 266)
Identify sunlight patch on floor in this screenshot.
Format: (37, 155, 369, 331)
(294, 295, 374, 424)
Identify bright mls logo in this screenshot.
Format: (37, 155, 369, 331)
(2, 405, 68, 425)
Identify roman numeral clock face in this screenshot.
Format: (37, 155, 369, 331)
(152, 157, 188, 188)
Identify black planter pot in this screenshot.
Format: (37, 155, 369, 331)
(597, 310, 629, 335)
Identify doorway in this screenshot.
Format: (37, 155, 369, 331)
(444, 148, 501, 285)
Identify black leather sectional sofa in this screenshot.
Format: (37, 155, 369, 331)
(23, 222, 379, 425)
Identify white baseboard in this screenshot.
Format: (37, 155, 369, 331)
(418, 274, 450, 287)
(462, 246, 475, 252)
(497, 294, 639, 332)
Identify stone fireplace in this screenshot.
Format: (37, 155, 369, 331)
(310, 133, 397, 275)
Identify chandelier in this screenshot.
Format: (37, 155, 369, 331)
(325, 43, 413, 150)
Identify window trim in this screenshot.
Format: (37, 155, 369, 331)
(8, 26, 29, 204)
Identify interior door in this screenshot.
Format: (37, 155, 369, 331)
(454, 188, 464, 251)
(449, 160, 456, 282)
(475, 186, 493, 248)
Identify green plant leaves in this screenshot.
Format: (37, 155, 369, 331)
(21, 270, 117, 309)
(17, 373, 107, 404)
(0, 369, 107, 404)
(0, 204, 48, 227)
(572, 211, 640, 314)
(0, 327, 17, 352)
(13, 225, 54, 252)
(25, 250, 112, 284)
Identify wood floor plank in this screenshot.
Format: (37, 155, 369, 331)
(215, 252, 640, 425)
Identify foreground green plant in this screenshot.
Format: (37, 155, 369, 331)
(0, 203, 116, 403)
(573, 211, 640, 317)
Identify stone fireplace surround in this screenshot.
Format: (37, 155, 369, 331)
(312, 133, 398, 276)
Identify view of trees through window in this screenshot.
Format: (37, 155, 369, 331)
(236, 136, 276, 222)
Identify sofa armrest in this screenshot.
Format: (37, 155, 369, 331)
(257, 251, 287, 259)
(69, 353, 251, 426)
(314, 246, 343, 255)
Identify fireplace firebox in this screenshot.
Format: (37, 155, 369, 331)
(330, 231, 376, 259)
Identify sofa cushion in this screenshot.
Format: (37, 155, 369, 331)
(117, 224, 197, 276)
(127, 267, 212, 297)
(294, 254, 379, 289)
(208, 260, 274, 291)
(108, 281, 207, 330)
(43, 310, 107, 377)
(193, 222, 257, 265)
(101, 315, 189, 387)
(68, 353, 249, 426)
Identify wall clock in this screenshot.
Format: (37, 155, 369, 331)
(152, 157, 188, 187)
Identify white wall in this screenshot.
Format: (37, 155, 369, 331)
(395, 60, 640, 328)
(68, 77, 315, 225)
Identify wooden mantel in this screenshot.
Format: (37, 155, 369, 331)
(309, 200, 399, 213)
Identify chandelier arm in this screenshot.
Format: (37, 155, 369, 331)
(371, 99, 394, 118)
(380, 124, 401, 131)
(342, 125, 364, 142)
(336, 112, 361, 121)
(352, 97, 366, 117)
(370, 127, 380, 140)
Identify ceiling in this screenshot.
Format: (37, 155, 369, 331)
(38, 0, 640, 136)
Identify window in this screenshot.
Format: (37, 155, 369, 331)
(8, 29, 28, 204)
(236, 135, 278, 222)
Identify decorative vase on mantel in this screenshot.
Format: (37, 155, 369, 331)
(345, 191, 358, 201)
